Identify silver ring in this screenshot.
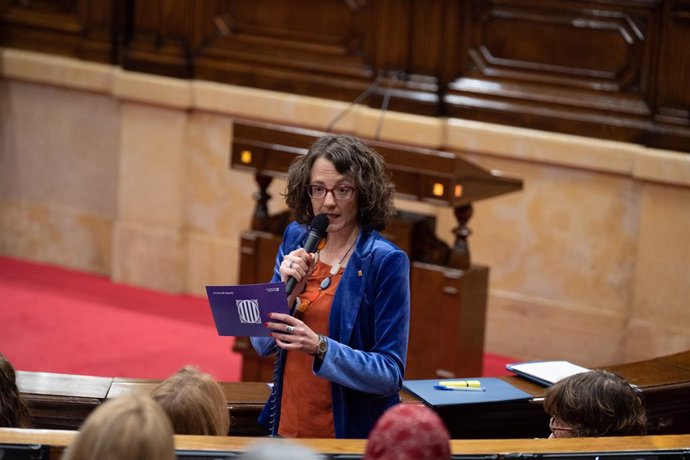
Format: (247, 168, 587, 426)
(286, 325, 294, 334)
(288, 261, 293, 269)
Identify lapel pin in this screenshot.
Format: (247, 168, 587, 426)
(357, 270, 363, 277)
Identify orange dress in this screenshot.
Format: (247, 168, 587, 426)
(278, 260, 341, 438)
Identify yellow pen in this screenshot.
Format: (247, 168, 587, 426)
(435, 380, 485, 391)
(438, 380, 482, 388)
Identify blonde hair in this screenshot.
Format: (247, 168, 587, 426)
(151, 365, 230, 436)
(63, 393, 175, 460)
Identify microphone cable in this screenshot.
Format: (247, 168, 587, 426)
(375, 72, 397, 140)
(325, 73, 384, 132)
(267, 346, 281, 436)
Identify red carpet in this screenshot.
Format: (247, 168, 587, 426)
(0, 256, 239, 381)
(0, 256, 513, 381)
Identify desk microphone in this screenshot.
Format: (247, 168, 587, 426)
(285, 213, 329, 295)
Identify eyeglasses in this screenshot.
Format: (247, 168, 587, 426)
(549, 417, 575, 435)
(307, 185, 356, 201)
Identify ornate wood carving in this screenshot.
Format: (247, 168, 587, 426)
(444, 0, 662, 143)
(650, 0, 690, 151)
(120, 0, 192, 77)
(2, 0, 688, 151)
(190, 0, 442, 115)
(0, 0, 116, 63)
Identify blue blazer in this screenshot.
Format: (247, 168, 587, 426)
(251, 221, 410, 438)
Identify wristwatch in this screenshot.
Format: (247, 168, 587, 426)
(312, 334, 328, 360)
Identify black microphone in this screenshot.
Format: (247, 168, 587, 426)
(285, 213, 329, 295)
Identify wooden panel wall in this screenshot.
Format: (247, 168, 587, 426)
(185, 0, 444, 115)
(651, 0, 690, 148)
(0, 0, 116, 62)
(122, 0, 192, 77)
(443, 0, 690, 151)
(2, 0, 688, 151)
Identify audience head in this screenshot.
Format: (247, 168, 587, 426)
(63, 393, 175, 460)
(544, 369, 647, 438)
(151, 365, 230, 436)
(239, 439, 323, 460)
(0, 353, 31, 428)
(364, 403, 451, 460)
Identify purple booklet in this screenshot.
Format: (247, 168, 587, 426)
(206, 282, 290, 337)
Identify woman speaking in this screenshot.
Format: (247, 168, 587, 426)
(250, 134, 410, 439)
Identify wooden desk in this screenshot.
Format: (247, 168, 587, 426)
(438, 350, 690, 439)
(107, 378, 271, 436)
(16, 372, 112, 431)
(17, 351, 690, 439)
(1, 428, 690, 459)
(606, 351, 690, 434)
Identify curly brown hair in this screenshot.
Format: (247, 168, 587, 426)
(284, 135, 395, 232)
(544, 369, 647, 437)
(0, 353, 31, 428)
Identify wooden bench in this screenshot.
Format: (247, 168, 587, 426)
(16, 350, 690, 438)
(2, 428, 690, 459)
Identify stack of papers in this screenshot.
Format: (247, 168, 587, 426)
(506, 360, 590, 386)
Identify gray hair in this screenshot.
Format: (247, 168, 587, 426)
(239, 440, 324, 460)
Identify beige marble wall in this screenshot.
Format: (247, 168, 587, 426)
(627, 181, 690, 361)
(0, 78, 119, 274)
(1, 48, 688, 366)
(461, 155, 640, 365)
(439, 123, 690, 365)
(112, 103, 187, 292)
(184, 113, 257, 296)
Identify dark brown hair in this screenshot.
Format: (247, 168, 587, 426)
(544, 369, 647, 437)
(151, 365, 230, 436)
(0, 353, 31, 428)
(285, 135, 395, 231)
